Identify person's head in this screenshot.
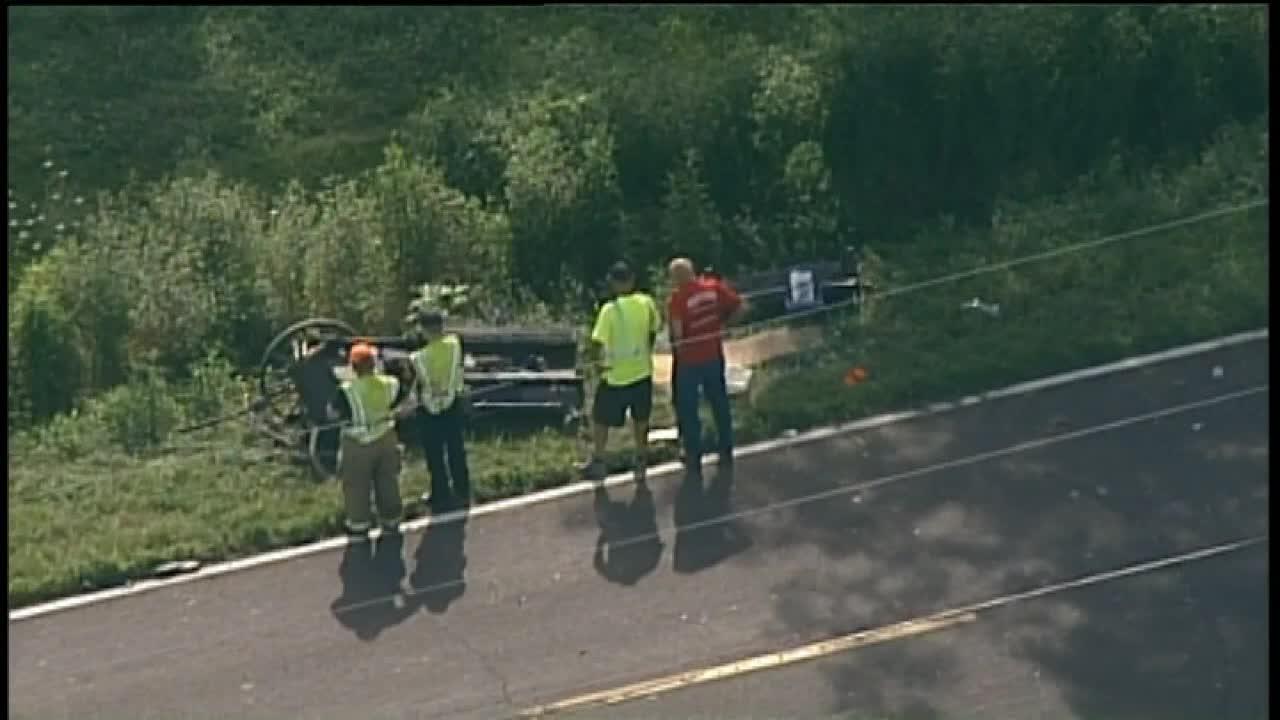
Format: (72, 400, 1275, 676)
(668, 257, 696, 286)
(607, 261, 635, 295)
(349, 342, 377, 376)
(416, 310, 445, 341)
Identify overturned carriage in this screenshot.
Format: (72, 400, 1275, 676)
(253, 318, 585, 476)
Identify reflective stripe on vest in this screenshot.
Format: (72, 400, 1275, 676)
(412, 335, 463, 414)
(340, 376, 395, 444)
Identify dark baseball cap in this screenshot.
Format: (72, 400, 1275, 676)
(416, 309, 444, 328)
(607, 261, 634, 281)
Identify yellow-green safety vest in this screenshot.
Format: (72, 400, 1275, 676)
(411, 334, 464, 414)
(592, 292, 658, 386)
(340, 374, 399, 444)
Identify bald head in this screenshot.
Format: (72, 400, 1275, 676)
(668, 257, 696, 285)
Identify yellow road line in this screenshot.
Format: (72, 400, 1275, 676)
(517, 610, 977, 717)
(518, 534, 1267, 718)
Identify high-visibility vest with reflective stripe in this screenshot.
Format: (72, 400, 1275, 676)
(411, 334, 464, 414)
(340, 374, 398, 444)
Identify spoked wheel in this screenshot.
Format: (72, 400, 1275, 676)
(256, 318, 356, 473)
(308, 427, 341, 479)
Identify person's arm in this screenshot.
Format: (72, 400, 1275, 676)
(648, 295, 661, 348)
(395, 355, 420, 415)
(587, 303, 611, 370)
(388, 375, 416, 418)
(720, 282, 748, 326)
(452, 341, 469, 400)
(667, 294, 683, 344)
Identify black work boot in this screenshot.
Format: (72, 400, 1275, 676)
(429, 491, 456, 513)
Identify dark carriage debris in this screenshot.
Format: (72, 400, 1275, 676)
(726, 246, 870, 322)
(254, 318, 584, 477)
(254, 251, 867, 476)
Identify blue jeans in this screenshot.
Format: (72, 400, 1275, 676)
(675, 356, 734, 466)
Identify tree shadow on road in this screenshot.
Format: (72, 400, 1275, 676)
(330, 533, 415, 641)
(673, 466, 753, 575)
(758, 391, 1269, 719)
(411, 513, 470, 614)
(1017, 546, 1268, 720)
(592, 481, 664, 586)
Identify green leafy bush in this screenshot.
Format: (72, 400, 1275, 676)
(91, 368, 185, 455)
(8, 261, 83, 424)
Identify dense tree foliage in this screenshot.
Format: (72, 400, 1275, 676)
(6, 5, 1268, 428)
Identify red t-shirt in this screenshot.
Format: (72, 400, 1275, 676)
(668, 276, 743, 365)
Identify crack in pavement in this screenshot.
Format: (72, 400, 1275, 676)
(432, 614, 517, 715)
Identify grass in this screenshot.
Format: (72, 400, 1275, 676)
(7, 127, 1269, 609)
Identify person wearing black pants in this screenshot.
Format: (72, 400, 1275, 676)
(419, 398, 470, 510)
(407, 310, 472, 511)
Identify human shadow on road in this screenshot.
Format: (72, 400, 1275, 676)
(592, 480, 664, 586)
(673, 466, 753, 574)
(330, 533, 415, 641)
(411, 512, 470, 614)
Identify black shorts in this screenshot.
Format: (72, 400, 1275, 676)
(592, 377, 654, 428)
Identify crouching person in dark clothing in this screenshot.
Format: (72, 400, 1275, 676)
(408, 311, 472, 512)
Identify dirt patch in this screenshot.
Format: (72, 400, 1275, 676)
(652, 325, 824, 386)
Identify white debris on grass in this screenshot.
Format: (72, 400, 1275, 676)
(725, 363, 754, 396)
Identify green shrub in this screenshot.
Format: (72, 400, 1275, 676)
(8, 263, 82, 424)
(26, 410, 111, 462)
(481, 83, 624, 299)
(182, 351, 247, 422)
(90, 368, 185, 455)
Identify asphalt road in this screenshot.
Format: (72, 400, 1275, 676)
(9, 338, 1269, 720)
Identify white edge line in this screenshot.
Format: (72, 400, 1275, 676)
(327, 384, 1267, 617)
(9, 327, 1269, 622)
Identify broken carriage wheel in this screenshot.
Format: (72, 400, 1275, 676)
(256, 317, 357, 478)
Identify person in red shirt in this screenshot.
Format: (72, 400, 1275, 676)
(667, 257, 747, 475)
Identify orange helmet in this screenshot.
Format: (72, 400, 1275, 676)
(349, 342, 377, 367)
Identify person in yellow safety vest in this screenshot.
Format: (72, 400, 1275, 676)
(407, 310, 472, 512)
(326, 342, 405, 539)
(578, 261, 662, 482)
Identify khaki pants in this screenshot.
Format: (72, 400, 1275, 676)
(339, 431, 403, 528)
